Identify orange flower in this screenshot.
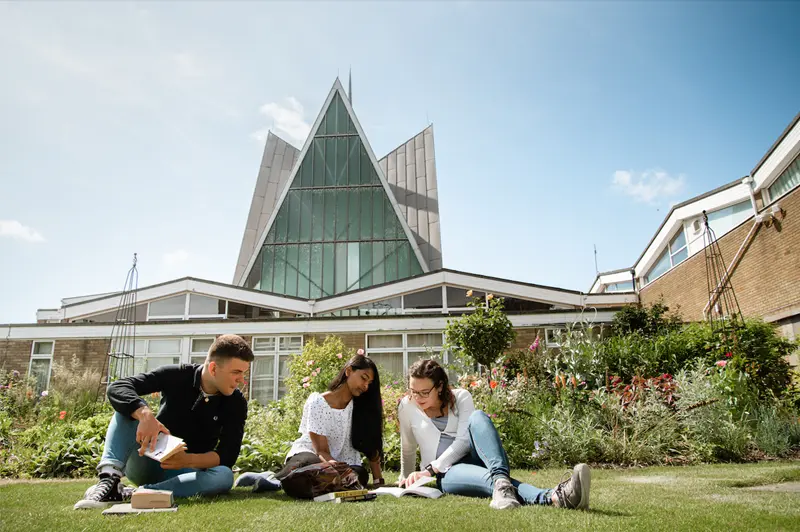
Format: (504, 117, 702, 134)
(490, 380, 498, 389)
(470, 381, 480, 388)
(59, 411, 67, 420)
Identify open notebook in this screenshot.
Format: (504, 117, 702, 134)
(370, 475, 443, 499)
(143, 434, 185, 462)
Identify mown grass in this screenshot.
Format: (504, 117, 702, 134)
(1, 462, 799, 531)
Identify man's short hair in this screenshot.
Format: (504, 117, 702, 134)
(207, 334, 254, 364)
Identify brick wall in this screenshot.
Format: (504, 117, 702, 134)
(0, 340, 33, 374)
(641, 184, 800, 322)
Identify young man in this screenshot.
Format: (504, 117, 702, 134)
(74, 334, 253, 509)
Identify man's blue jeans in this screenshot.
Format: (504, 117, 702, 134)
(439, 410, 553, 505)
(98, 412, 233, 498)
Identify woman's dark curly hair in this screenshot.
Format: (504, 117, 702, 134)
(408, 359, 454, 416)
(328, 354, 383, 461)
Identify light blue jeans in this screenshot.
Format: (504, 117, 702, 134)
(98, 412, 233, 498)
(439, 410, 553, 505)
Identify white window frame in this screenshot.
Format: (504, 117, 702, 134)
(643, 229, 688, 286)
(545, 328, 564, 348)
(28, 340, 55, 393)
(250, 335, 304, 403)
(364, 331, 446, 374)
(130, 338, 183, 375)
(146, 294, 227, 322)
(189, 336, 216, 365)
(764, 153, 800, 204)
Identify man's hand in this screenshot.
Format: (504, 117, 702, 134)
(399, 469, 431, 488)
(133, 406, 170, 456)
(160, 446, 191, 470)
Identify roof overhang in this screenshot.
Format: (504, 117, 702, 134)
(751, 112, 800, 193)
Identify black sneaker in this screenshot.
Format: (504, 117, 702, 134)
(74, 473, 127, 509)
(552, 464, 591, 510)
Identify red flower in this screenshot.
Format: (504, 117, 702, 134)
(725, 352, 732, 358)
(490, 381, 498, 389)
(59, 411, 67, 420)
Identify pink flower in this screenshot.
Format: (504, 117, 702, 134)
(529, 336, 540, 351)
(357, 349, 365, 356)
(306, 360, 314, 366)
(302, 376, 310, 383)
(715, 360, 728, 368)
(336, 353, 343, 359)
(59, 411, 66, 420)
(303, 382, 310, 388)
(41, 390, 49, 397)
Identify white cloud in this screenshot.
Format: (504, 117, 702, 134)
(611, 169, 686, 205)
(0, 220, 46, 242)
(162, 249, 190, 267)
(253, 97, 311, 147)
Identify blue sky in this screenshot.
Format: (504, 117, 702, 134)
(1, 1, 798, 323)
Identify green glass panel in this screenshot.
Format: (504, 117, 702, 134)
(299, 190, 312, 242)
(348, 137, 361, 185)
(347, 242, 360, 292)
(297, 244, 310, 299)
(336, 137, 348, 185)
(312, 139, 325, 187)
(311, 190, 324, 242)
(273, 246, 286, 294)
(310, 243, 323, 299)
(348, 189, 360, 241)
(324, 137, 336, 185)
(288, 191, 301, 243)
(335, 243, 347, 294)
(361, 145, 376, 184)
(285, 245, 299, 296)
(360, 187, 372, 240)
(397, 241, 410, 279)
(261, 246, 274, 292)
(274, 204, 288, 243)
(359, 242, 373, 289)
(384, 195, 398, 239)
(335, 189, 349, 240)
(385, 241, 398, 283)
(265, 225, 275, 244)
(372, 242, 385, 285)
(322, 243, 335, 296)
(372, 187, 384, 239)
(325, 95, 338, 134)
(410, 253, 424, 276)
(301, 159, 313, 188)
(323, 189, 336, 241)
(318, 113, 328, 137)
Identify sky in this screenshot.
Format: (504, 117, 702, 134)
(1, 1, 798, 324)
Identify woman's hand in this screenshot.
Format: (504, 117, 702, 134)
(399, 469, 431, 488)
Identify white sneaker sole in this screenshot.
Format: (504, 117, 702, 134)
(573, 464, 590, 510)
(490, 499, 522, 510)
(73, 499, 115, 510)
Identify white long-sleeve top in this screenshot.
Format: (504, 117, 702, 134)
(398, 388, 475, 481)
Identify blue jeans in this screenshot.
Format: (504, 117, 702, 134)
(439, 410, 552, 505)
(98, 412, 234, 498)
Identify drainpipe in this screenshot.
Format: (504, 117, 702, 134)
(742, 175, 758, 215)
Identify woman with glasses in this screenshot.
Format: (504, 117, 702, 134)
(398, 359, 590, 511)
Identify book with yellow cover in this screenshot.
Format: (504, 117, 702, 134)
(313, 489, 369, 502)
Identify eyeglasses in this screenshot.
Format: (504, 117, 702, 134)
(408, 386, 435, 399)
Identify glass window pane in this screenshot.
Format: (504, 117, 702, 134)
(285, 244, 299, 297)
(348, 137, 361, 185)
(29, 358, 51, 393)
(669, 230, 686, 254)
(301, 159, 313, 188)
(768, 155, 800, 200)
(288, 191, 301, 243)
(191, 338, 214, 354)
(446, 287, 486, 307)
(325, 137, 337, 185)
(265, 224, 275, 244)
(372, 241, 385, 285)
(372, 187, 384, 239)
(147, 339, 181, 354)
(369, 352, 404, 378)
(318, 113, 328, 137)
(645, 249, 671, 284)
(273, 246, 287, 294)
(405, 288, 443, 309)
(279, 336, 303, 352)
(149, 295, 185, 317)
(299, 190, 312, 241)
(261, 246, 275, 292)
(190, 356, 206, 366)
(246, 247, 264, 290)
(310, 243, 323, 299)
(146, 357, 179, 372)
(297, 244, 311, 299)
(347, 242, 360, 292)
(253, 337, 276, 353)
(360, 187, 372, 240)
(189, 294, 220, 316)
(384, 195, 398, 238)
(335, 189, 349, 240)
(251, 378, 275, 404)
(312, 191, 324, 242)
(348, 189, 360, 241)
(672, 247, 688, 266)
(411, 254, 424, 276)
(323, 243, 335, 296)
(274, 204, 288, 243)
(313, 139, 325, 187)
(335, 243, 347, 294)
(385, 241, 398, 283)
(33, 341, 54, 355)
(397, 242, 410, 279)
(323, 189, 336, 241)
(359, 242, 373, 289)
(407, 333, 443, 348)
(336, 137, 348, 185)
(336, 94, 349, 134)
(361, 144, 376, 185)
(367, 334, 403, 348)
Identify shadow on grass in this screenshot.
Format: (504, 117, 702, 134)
(587, 508, 632, 517)
(719, 467, 800, 489)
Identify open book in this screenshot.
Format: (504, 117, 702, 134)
(370, 475, 443, 499)
(143, 433, 185, 462)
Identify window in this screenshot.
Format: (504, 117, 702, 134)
(365, 332, 445, 379)
(545, 329, 564, 348)
(250, 336, 304, 404)
(767, 153, 800, 203)
(644, 229, 688, 284)
(446, 287, 486, 309)
(28, 341, 54, 394)
(190, 337, 215, 365)
(147, 295, 186, 319)
(133, 338, 182, 374)
(705, 200, 752, 239)
(605, 281, 634, 293)
(188, 295, 226, 318)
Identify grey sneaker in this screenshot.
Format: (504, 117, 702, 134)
(490, 477, 521, 510)
(552, 463, 590, 510)
(74, 473, 126, 509)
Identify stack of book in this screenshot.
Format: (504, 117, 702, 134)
(313, 489, 377, 503)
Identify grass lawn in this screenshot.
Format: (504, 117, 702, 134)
(2, 462, 799, 531)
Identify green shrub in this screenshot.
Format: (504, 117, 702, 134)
(611, 300, 682, 337)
